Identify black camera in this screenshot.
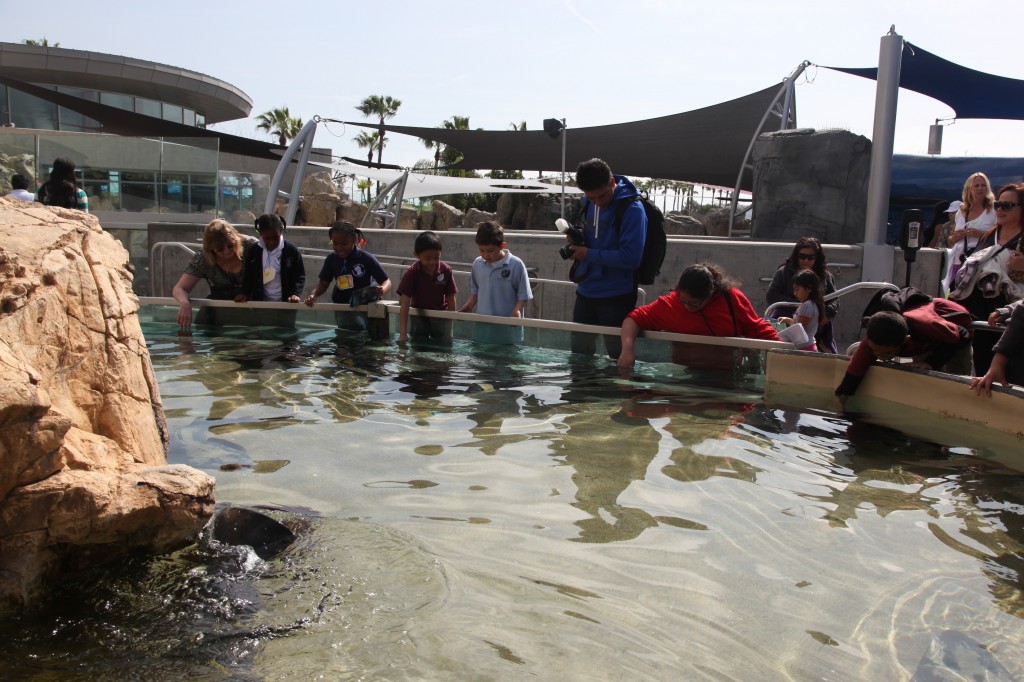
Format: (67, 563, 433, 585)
(557, 218, 584, 260)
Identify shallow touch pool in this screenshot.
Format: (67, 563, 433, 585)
(2, 322, 1024, 680)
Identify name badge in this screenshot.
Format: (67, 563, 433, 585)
(336, 274, 354, 290)
(262, 266, 276, 284)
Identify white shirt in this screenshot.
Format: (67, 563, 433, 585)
(4, 189, 35, 201)
(260, 239, 284, 301)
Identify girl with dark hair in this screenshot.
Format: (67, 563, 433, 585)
(777, 270, 825, 351)
(618, 262, 778, 369)
(765, 237, 839, 352)
(37, 157, 88, 212)
(239, 214, 306, 302)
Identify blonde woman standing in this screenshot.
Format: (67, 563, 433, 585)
(946, 172, 996, 290)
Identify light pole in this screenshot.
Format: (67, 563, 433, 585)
(544, 117, 567, 219)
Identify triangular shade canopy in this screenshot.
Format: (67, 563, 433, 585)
(345, 84, 783, 190)
(824, 41, 1024, 120)
(308, 158, 583, 200)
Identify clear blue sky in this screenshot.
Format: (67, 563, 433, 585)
(3, 0, 1022, 180)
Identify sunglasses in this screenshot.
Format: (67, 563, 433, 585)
(797, 253, 817, 261)
(993, 201, 1020, 211)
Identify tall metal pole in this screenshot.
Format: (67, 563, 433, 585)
(560, 118, 566, 220)
(862, 26, 903, 282)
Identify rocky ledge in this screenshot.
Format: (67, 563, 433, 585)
(0, 198, 215, 615)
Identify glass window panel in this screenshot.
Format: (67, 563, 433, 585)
(196, 113, 206, 129)
(82, 169, 117, 211)
(10, 89, 57, 130)
(134, 97, 161, 118)
(58, 106, 87, 132)
(122, 171, 156, 183)
(121, 180, 157, 212)
(56, 87, 100, 102)
(182, 109, 196, 127)
(162, 103, 183, 124)
(0, 84, 10, 125)
(100, 92, 133, 111)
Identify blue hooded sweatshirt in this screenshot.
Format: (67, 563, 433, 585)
(575, 174, 647, 299)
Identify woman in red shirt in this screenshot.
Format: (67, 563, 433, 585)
(618, 262, 779, 369)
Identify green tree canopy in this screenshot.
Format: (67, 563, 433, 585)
(255, 107, 303, 146)
(355, 95, 401, 167)
(21, 38, 59, 47)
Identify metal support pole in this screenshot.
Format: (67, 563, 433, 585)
(862, 27, 903, 282)
(560, 119, 566, 220)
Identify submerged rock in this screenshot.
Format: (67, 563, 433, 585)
(0, 199, 215, 616)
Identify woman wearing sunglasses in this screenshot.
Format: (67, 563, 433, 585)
(765, 237, 840, 352)
(950, 183, 1024, 374)
(171, 219, 256, 331)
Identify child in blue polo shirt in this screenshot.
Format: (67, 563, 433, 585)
(458, 221, 532, 343)
(304, 221, 391, 330)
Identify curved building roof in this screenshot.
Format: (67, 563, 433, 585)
(0, 42, 251, 124)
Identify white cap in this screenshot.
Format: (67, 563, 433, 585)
(946, 200, 963, 213)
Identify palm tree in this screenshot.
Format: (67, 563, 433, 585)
(509, 120, 527, 131)
(354, 131, 386, 196)
(419, 135, 442, 175)
(22, 38, 59, 47)
(356, 179, 372, 204)
(255, 107, 303, 146)
(355, 95, 401, 167)
(439, 115, 471, 173)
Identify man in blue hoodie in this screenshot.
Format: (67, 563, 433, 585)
(567, 158, 647, 357)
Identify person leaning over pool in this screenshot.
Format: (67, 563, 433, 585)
(171, 219, 255, 331)
(618, 262, 779, 369)
(239, 213, 305, 303)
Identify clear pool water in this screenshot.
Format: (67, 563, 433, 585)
(2, 321, 1022, 680)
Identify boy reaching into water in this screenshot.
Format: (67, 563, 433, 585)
(458, 221, 533, 343)
(835, 296, 973, 404)
(396, 230, 458, 344)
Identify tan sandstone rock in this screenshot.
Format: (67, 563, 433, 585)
(0, 198, 216, 615)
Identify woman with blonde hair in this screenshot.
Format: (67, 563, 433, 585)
(946, 172, 996, 290)
(171, 219, 255, 330)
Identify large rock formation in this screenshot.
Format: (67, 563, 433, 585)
(0, 199, 215, 615)
(750, 128, 871, 244)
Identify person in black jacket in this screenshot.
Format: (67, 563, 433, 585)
(766, 237, 839, 352)
(239, 214, 305, 303)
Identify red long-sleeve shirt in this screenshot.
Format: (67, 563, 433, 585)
(628, 289, 780, 340)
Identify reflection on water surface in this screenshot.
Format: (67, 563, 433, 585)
(1, 321, 1023, 680)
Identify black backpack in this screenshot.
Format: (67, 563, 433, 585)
(614, 194, 666, 285)
(576, 193, 667, 286)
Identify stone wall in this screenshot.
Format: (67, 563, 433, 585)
(0, 199, 215, 614)
(751, 128, 871, 244)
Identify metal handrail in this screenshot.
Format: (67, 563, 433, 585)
(763, 281, 899, 319)
(150, 241, 200, 297)
(140, 296, 786, 351)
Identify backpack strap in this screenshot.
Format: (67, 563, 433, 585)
(722, 288, 740, 336)
(612, 195, 642, 232)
